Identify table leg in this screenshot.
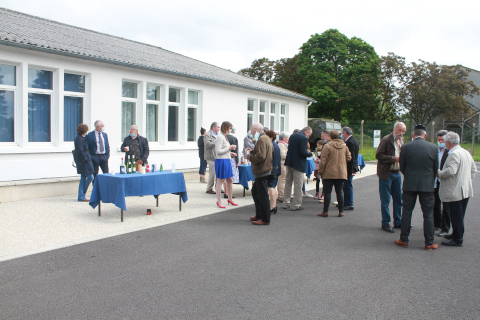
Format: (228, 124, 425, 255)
(179, 193, 182, 211)
(243, 187, 246, 197)
(156, 196, 159, 207)
(98, 201, 101, 217)
(121, 209, 124, 222)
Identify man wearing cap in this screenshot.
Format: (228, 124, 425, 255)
(394, 125, 439, 250)
(376, 122, 406, 233)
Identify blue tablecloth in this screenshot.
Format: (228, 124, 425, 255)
(237, 164, 255, 190)
(89, 171, 188, 211)
(358, 154, 366, 170)
(305, 158, 315, 179)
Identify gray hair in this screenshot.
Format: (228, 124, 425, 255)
(444, 132, 460, 145)
(252, 123, 264, 131)
(436, 130, 448, 137)
(394, 122, 406, 130)
(130, 125, 139, 131)
(342, 127, 352, 136)
(210, 122, 218, 130)
(279, 132, 290, 141)
(302, 126, 312, 133)
(94, 120, 103, 128)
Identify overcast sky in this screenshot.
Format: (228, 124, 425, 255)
(1, 0, 479, 72)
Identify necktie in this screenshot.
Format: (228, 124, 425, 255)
(98, 132, 104, 154)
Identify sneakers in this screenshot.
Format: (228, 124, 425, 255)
(303, 193, 313, 198)
(291, 206, 304, 211)
(313, 192, 320, 200)
(437, 230, 449, 237)
(332, 201, 338, 205)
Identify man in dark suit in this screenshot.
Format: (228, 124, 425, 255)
(87, 120, 110, 179)
(395, 125, 439, 250)
(433, 130, 451, 236)
(282, 127, 313, 211)
(341, 127, 359, 210)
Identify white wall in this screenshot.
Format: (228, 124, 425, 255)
(0, 45, 310, 182)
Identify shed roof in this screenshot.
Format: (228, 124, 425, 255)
(0, 8, 315, 103)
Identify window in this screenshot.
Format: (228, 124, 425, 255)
(247, 99, 254, 129)
(187, 90, 198, 142)
(121, 81, 137, 139)
(270, 102, 276, 131)
(28, 68, 53, 142)
(280, 104, 286, 132)
(146, 84, 160, 142)
(64, 73, 85, 141)
(0, 63, 16, 142)
(168, 87, 180, 141)
(259, 101, 265, 125)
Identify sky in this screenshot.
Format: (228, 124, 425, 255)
(1, 0, 479, 72)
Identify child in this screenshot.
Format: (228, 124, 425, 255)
(313, 140, 324, 200)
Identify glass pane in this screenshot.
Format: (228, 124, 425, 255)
(121, 101, 136, 139)
(169, 88, 180, 103)
(247, 99, 254, 111)
(64, 73, 85, 93)
(28, 69, 52, 89)
(146, 84, 160, 101)
(281, 104, 286, 115)
(280, 117, 285, 132)
(122, 81, 137, 98)
(271, 103, 276, 114)
(259, 114, 264, 125)
(187, 108, 196, 142)
(168, 105, 179, 141)
(270, 116, 275, 131)
(64, 96, 83, 141)
(146, 104, 158, 142)
(28, 93, 51, 142)
(247, 114, 253, 130)
(188, 90, 198, 105)
(0, 90, 14, 142)
(260, 101, 265, 113)
(0, 64, 16, 86)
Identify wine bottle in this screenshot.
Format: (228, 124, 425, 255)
(120, 157, 125, 174)
(160, 163, 163, 172)
(127, 155, 131, 174)
(132, 155, 136, 173)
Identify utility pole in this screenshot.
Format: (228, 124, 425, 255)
(431, 122, 435, 143)
(361, 120, 364, 150)
(472, 123, 476, 156)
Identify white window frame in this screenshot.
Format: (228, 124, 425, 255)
(0, 61, 17, 145)
(186, 89, 199, 143)
(167, 86, 181, 143)
(259, 100, 266, 126)
(63, 72, 86, 143)
(121, 80, 139, 141)
(280, 103, 287, 132)
(145, 82, 162, 143)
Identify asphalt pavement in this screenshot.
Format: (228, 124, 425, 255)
(1, 171, 480, 319)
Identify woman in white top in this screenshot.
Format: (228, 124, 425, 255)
(215, 121, 238, 208)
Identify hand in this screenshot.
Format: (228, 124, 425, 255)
(229, 145, 236, 150)
(124, 147, 129, 152)
(236, 163, 239, 168)
(230, 152, 237, 158)
(396, 156, 400, 162)
(245, 148, 252, 151)
(136, 159, 143, 165)
(352, 173, 356, 176)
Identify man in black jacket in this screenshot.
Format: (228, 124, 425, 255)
(121, 125, 150, 171)
(433, 130, 451, 236)
(395, 125, 439, 250)
(341, 127, 359, 210)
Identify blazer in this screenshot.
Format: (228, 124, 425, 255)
(345, 135, 359, 175)
(285, 131, 312, 172)
(204, 130, 216, 161)
(434, 148, 449, 188)
(87, 130, 110, 158)
(399, 137, 438, 192)
(74, 134, 94, 175)
(121, 135, 150, 164)
(215, 132, 231, 160)
(226, 133, 240, 164)
(248, 133, 273, 177)
(438, 146, 477, 202)
(197, 135, 205, 159)
(272, 141, 282, 176)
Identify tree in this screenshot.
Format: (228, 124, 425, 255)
(271, 55, 306, 94)
(238, 58, 276, 83)
(297, 29, 380, 121)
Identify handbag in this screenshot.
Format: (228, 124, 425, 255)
(266, 147, 278, 180)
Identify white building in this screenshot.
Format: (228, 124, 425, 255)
(0, 8, 314, 197)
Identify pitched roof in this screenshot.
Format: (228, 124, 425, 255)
(0, 8, 315, 103)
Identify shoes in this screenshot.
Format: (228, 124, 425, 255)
(282, 203, 290, 209)
(313, 192, 320, 200)
(291, 206, 304, 211)
(277, 198, 284, 203)
(303, 193, 313, 198)
(344, 206, 354, 211)
(291, 195, 294, 198)
(252, 220, 270, 225)
(224, 194, 235, 199)
(250, 216, 260, 221)
(394, 225, 401, 229)
(216, 202, 226, 208)
(221, 189, 225, 193)
(271, 206, 278, 214)
(444, 234, 453, 240)
(425, 243, 439, 250)
(227, 200, 238, 206)
(79, 199, 90, 202)
(338, 212, 345, 217)
(318, 199, 324, 203)
(381, 224, 394, 233)
(206, 190, 216, 194)
(318, 212, 328, 217)
(394, 239, 408, 247)
(319, 193, 324, 200)
(434, 227, 441, 232)
(200, 178, 207, 183)
(437, 230, 449, 237)
(441, 240, 462, 247)
(332, 201, 338, 205)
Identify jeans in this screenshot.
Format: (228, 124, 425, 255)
(343, 174, 354, 206)
(199, 158, 207, 175)
(379, 172, 402, 226)
(78, 174, 94, 201)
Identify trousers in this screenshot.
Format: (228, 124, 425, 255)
(400, 191, 435, 246)
(252, 176, 271, 223)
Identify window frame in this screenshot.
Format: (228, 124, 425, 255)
(0, 62, 17, 144)
(63, 72, 86, 142)
(121, 80, 139, 140)
(167, 86, 181, 143)
(186, 89, 199, 143)
(145, 82, 162, 143)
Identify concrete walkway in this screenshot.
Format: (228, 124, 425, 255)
(0, 163, 377, 261)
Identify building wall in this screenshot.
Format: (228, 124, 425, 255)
(0, 45, 310, 182)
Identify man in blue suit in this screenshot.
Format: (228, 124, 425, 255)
(87, 120, 110, 178)
(282, 127, 313, 211)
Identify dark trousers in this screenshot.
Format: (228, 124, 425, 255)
(343, 174, 354, 206)
(252, 176, 271, 223)
(400, 191, 435, 246)
(199, 158, 208, 175)
(434, 185, 451, 232)
(92, 154, 109, 179)
(445, 198, 469, 244)
(322, 179, 345, 213)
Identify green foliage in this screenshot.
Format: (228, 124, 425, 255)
(238, 57, 276, 83)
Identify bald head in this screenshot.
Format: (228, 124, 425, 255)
(251, 123, 264, 135)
